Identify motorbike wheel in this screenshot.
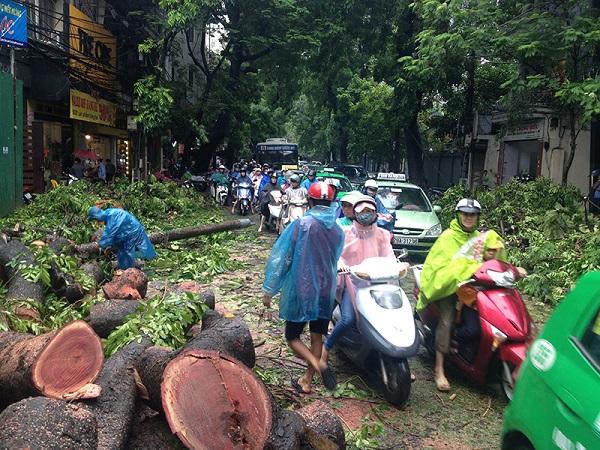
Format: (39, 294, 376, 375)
(379, 356, 412, 407)
(241, 206, 247, 216)
(499, 360, 516, 401)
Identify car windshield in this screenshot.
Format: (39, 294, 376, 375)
(377, 186, 432, 212)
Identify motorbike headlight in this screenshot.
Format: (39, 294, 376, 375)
(426, 223, 442, 236)
(370, 290, 402, 309)
(490, 325, 507, 350)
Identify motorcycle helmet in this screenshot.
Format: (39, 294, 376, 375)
(218, 165, 226, 170)
(290, 174, 301, 184)
(307, 169, 316, 177)
(455, 198, 481, 213)
(308, 181, 335, 201)
(364, 179, 378, 190)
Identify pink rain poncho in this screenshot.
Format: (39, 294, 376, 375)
(262, 205, 345, 322)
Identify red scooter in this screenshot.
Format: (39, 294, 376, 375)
(412, 259, 537, 399)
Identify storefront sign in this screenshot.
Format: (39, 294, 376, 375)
(68, 5, 116, 88)
(0, 0, 27, 48)
(504, 121, 544, 141)
(70, 89, 116, 127)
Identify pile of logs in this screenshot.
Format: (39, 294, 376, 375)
(0, 232, 346, 450)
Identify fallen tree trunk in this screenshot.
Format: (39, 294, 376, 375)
(74, 218, 253, 255)
(0, 396, 98, 450)
(297, 400, 346, 450)
(0, 239, 45, 305)
(86, 299, 141, 338)
(162, 350, 272, 450)
(136, 310, 255, 414)
(102, 268, 148, 300)
(81, 337, 152, 450)
(0, 320, 104, 411)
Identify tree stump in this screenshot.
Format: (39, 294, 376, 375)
(0, 320, 104, 411)
(81, 337, 152, 450)
(0, 396, 98, 450)
(162, 350, 272, 450)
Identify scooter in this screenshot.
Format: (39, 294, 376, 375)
(234, 182, 253, 216)
(412, 259, 537, 400)
(332, 256, 420, 407)
(278, 198, 307, 234)
(182, 174, 208, 192)
(214, 184, 229, 206)
(264, 191, 283, 230)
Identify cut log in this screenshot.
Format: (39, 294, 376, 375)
(0, 239, 45, 304)
(265, 404, 307, 450)
(297, 400, 346, 450)
(0, 396, 98, 450)
(191, 309, 256, 368)
(82, 260, 106, 284)
(49, 260, 85, 303)
(102, 268, 148, 300)
(136, 311, 256, 414)
(162, 350, 272, 450)
(86, 299, 141, 338)
(0, 320, 104, 411)
(74, 218, 253, 256)
(127, 404, 183, 450)
(80, 337, 152, 450)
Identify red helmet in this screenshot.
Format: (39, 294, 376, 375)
(308, 181, 335, 201)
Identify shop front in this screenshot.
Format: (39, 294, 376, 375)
(496, 120, 544, 185)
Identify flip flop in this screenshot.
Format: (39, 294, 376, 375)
(320, 364, 338, 391)
(291, 377, 310, 394)
(435, 373, 451, 392)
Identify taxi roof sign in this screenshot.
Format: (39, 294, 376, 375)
(377, 172, 407, 182)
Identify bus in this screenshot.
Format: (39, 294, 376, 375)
(256, 138, 299, 170)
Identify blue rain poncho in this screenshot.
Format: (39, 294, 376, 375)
(262, 205, 345, 322)
(88, 207, 157, 269)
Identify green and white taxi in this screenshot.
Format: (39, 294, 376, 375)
(374, 173, 442, 257)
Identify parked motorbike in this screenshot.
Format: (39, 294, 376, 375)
(412, 259, 537, 400)
(332, 256, 419, 407)
(278, 197, 307, 234)
(427, 186, 446, 202)
(188, 175, 208, 192)
(23, 187, 34, 205)
(234, 182, 253, 216)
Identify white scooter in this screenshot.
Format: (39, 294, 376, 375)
(265, 191, 283, 230)
(331, 255, 419, 407)
(278, 198, 308, 234)
(215, 184, 229, 206)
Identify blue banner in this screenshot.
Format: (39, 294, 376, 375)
(0, 0, 27, 48)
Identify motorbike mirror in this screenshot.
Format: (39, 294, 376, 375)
(396, 249, 408, 260)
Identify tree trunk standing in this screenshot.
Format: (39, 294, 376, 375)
(162, 350, 272, 450)
(0, 397, 99, 450)
(563, 106, 579, 187)
(405, 108, 426, 186)
(80, 338, 152, 450)
(0, 239, 45, 305)
(0, 320, 104, 411)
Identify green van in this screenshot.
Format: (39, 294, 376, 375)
(501, 271, 600, 450)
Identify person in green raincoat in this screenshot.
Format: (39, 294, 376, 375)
(417, 198, 482, 392)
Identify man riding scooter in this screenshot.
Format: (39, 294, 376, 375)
(258, 172, 284, 232)
(231, 167, 255, 215)
(279, 174, 308, 232)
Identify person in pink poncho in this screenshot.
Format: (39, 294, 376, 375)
(320, 195, 408, 365)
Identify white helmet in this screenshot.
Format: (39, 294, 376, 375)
(455, 198, 481, 213)
(364, 179, 378, 189)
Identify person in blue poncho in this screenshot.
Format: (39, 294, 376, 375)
(262, 181, 345, 394)
(88, 206, 157, 270)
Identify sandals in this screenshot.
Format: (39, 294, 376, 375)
(291, 377, 311, 394)
(320, 364, 338, 391)
(435, 373, 451, 392)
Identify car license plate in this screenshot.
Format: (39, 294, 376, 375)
(394, 236, 418, 245)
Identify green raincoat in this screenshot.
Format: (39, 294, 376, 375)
(417, 224, 509, 311)
(416, 218, 479, 311)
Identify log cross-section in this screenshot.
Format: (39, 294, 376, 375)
(0, 320, 104, 410)
(162, 350, 272, 450)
